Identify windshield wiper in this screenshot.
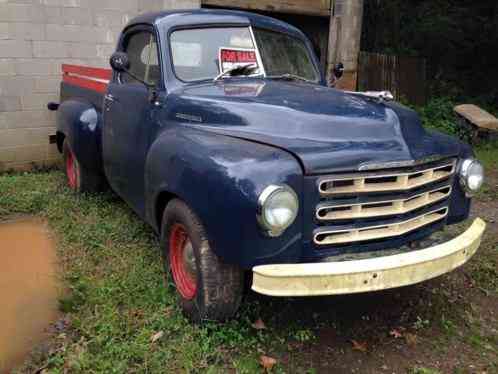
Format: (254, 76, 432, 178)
(267, 73, 314, 83)
(213, 64, 259, 82)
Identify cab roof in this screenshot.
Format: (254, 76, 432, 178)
(126, 8, 306, 40)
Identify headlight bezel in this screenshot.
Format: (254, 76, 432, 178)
(459, 158, 484, 197)
(257, 184, 299, 237)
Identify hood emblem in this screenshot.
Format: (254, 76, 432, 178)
(175, 113, 202, 123)
(359, 155, 448, 171)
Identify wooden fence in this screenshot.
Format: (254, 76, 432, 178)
(358, 52, 427, 105)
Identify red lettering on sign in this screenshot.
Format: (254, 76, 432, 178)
(220, 49, 256, 64)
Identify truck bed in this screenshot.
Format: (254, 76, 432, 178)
(60, 64, 111, 111)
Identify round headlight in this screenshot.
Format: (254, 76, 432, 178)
(257, 185, 299, 237)
(459, 158, 484, 196)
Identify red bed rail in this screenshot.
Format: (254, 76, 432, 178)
(62, 64, 112, 93)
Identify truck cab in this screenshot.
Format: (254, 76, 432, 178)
(52, 9, 486, 321)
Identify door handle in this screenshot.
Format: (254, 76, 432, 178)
(105, 94, 117, 102)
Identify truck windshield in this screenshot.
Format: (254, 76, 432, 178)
(169, 27, 319, 83)
(253, 28, 319, 83)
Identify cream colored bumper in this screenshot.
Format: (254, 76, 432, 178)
(252, 218, 486, 297)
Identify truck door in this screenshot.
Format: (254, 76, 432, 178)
(102, 27, 162, 217)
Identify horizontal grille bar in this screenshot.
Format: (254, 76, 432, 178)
(318, 161, 456, 195)
(316, 186, 452, 221)
(314, 207, 448, 245)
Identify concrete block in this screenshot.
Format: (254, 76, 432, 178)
(0, 110, 56, 130)
(33, 76, 61, 93)
(0, 144, 48, 163)
(84, 58, 109, 68)
(96, 43, 114, 59)
(47, 143, 60, 158)
(61, 7, 92, 25)
(0, 127, 55, 147)
(92, 9, 131, 27)
(44, 7, 64, 25)
(0, 96, 21, 112)
(40, 0, 83, 7)
(67, 42, 98, 58)
(0, 76, 35, 96)
(92, 0, 138, 11)
(45, 24, 83, 41)
(21, 93, 59, 110)
(0, 147, 16, 163)
(15, 59, 59, 75)
(0, 22, 8, 39)
(0, 4, 47, 23)
(46, 24, 114, 43)
(33, 41, 69, 58)
(0, 59, 16, 76)
(139, 0, 162, 12)
(162, 0, 200, 9)
(0, 40, 32, 58)
(7, 22, 46, 40)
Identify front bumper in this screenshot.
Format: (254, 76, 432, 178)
(252, 218, 486, 296)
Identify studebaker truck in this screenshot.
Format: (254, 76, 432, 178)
(49, 9, 486, 321)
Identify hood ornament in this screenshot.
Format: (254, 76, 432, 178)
(346, 90, 394, 103)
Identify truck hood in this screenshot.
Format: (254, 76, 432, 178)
(171, 79, 461, 174)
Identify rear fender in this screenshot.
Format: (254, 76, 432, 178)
(56, 99, 103, 172)
(144, 127, 304, 269)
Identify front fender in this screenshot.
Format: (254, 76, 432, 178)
(145, 126, 304, 268)
(56, 98, 103, 172)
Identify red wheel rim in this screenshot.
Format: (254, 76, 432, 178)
(66, 148, 77, 189)
(169, 223, 197, 300)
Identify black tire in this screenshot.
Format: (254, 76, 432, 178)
(160, 198, 244, 322)
(62, 139, 105, 193)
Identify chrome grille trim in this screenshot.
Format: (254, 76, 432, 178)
(314, 207, 448, 246)
(318, 160, 456, 195)
(316, 186, 452, 221)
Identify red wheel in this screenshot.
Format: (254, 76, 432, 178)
(160, 199, 244, 321)
(169, 223, 197, 300)
(65, 145, 78, 189)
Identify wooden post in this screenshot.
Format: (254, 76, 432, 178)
(327, 0, 363, 90)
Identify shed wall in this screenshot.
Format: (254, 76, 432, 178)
(0, 0, 199, 171)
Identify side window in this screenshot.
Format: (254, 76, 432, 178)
(122, 31, 160, 86)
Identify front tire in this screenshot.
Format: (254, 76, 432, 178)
(160, 199, 244, 322)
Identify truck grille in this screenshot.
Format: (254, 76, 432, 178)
(319, 161, 455, 195)
(313, 158, 457, 248)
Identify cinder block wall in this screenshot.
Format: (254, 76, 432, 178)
(0, 0, 199, 171)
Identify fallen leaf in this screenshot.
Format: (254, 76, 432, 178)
(164, 307, 174, 317)
(150, 330, 164, 343)
(260, 355, 277, 371)
(252, 318, 267, 330)
(351, 340, 368, 352)
(389, 328, 403, 339)
(404, 332, 417, 346)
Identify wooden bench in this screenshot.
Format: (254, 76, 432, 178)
(454, 104, 498, 143)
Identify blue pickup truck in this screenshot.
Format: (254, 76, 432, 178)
(50, 9, 486, 321)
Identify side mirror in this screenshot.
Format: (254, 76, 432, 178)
(333, 62, 344, 79)
(109, 52, 130, 72)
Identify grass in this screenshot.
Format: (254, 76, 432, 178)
(0, 171, 277, 373)
(1, 138, 497, 372)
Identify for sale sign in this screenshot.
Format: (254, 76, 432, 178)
(219, 47, 258, 73)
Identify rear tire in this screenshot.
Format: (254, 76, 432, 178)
(160, 199, 244, 322)
(62, 139, 104, 193)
